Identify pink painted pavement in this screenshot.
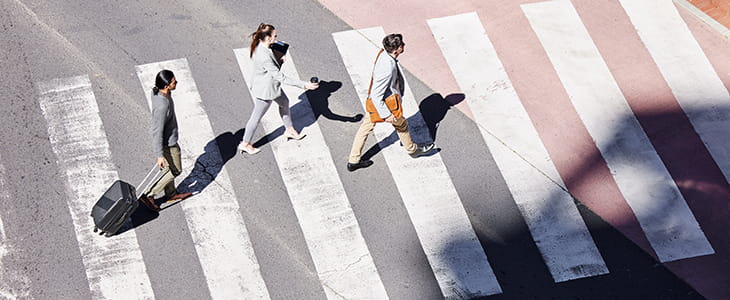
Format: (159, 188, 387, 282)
(319, 0, 730, 298)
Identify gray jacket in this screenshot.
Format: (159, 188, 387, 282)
(150, 93, 178, 157)
(250, 43, 306, 100)
(370, 50, 405, 118)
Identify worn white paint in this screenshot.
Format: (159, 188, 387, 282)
(38, 75, 154, 299)
(136, 59, 270, 299)
(234, 48, 388, 299)
(333, 27, 502, 297)
(524, 0, 714, 262)
(620, 0, 730, 185)
(0, 157, 31, 300)
(428, 12, 609, 282)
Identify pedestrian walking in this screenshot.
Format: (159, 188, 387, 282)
(238, 23, 319, 155)
(347, 33, 434, 172)
(139, 70, 192, 211)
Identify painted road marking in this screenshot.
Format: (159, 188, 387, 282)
(620, 0, 730, 185)
(136, 59, 270, 299)
(428, 11, 609, 282)
(38, 75, 155, 299)
(523, 0, 714, 262)
(235, 48, 388, 299)
(0, 157, 31, 299)
(333, 27, 503, 298)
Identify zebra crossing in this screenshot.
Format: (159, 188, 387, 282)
(333, 27, 502, 298)
(427, 11, 608, 283)
(38, 75, 155, 299)
(8, 1, 726, 298)
(622, 0, 730, 184)
(523, 0, 713, 263)
(136, 59, 270, 299)
(235, 48, 388, 298)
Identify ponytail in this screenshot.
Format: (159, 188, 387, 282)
(249, 23, 276, 58)
(152, 70, 175, 96)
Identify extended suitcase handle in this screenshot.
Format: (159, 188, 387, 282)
(135, 166, 166, 197)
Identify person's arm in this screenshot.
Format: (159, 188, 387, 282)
(150, 97, 168, 167)
(370, 57, 394, 119)
(260, 54, 308, 89)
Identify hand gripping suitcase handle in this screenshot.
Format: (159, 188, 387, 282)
(135, 166, 166, 197)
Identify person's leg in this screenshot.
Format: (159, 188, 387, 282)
(273, 94, 293, 128)
(241, 98, 273, 149)
(146, 146, 175, 198)
(163, 144, 182, 197)
(274, 94, 305, 139)
(348, 116, 376, 164)
(164, 144, 192, 201)
(392, 117, 417, 154)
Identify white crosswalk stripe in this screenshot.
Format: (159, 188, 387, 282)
(37, 75, 155, 300)
(0, 157, 31, 300)
(620, 0, 730, 185)
(523, 0, 713, 263)
(428, 11, 609, 282)
(234, 48, 389, 299)
(333, 27, 503, 298)
(136, 59, 271, 299)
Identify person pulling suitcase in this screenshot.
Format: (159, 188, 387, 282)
(139, 69, 192, 211)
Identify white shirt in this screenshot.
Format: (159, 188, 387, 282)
(369, 50, 404, 118)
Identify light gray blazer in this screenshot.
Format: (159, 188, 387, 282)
(250, 43, 306, 100)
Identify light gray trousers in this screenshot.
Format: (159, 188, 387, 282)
(242, 94, 293, 144)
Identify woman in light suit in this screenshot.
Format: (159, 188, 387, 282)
(239, 23, 319, 155)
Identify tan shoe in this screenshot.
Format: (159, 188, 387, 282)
(239, 145, 261, 155)
(284, 131, 306, 141)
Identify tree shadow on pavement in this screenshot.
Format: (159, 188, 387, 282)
(447, 102, 730, 299)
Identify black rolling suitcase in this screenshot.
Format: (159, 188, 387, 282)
(91, 167, 162, 237)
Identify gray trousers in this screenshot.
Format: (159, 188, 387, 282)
(243, 94, 293, 144)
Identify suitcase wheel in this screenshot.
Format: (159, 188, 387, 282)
(93, 227, 98, 233)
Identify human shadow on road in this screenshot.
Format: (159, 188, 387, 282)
(360, 93, 463, 161)
(122, 129, 245, 233)
(249, 80, 363, 150)
(419, 93, 463, 141)
(166, 129, 245, 206)
(306, 80, 363, 123)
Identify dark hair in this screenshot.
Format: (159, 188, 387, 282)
(152, 70, 175, 95)
(249, 23, 276, 58)
(382, 33, 404, 53)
